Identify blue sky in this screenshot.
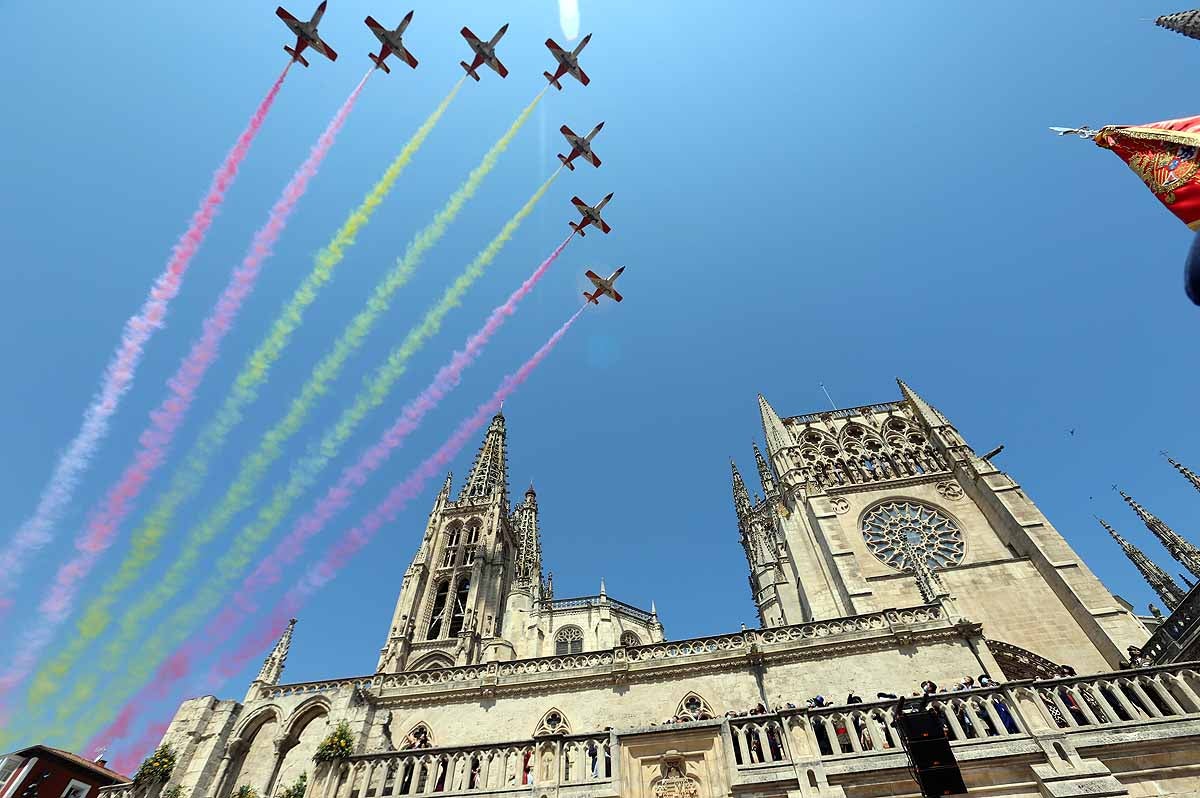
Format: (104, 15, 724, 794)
(2, 0, 1199, 745)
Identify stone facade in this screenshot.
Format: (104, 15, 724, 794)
(129, 381, 1200, 798)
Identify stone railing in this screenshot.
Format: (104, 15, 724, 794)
(537, 595, 655, 623)
(790, 402, 902, 424)
(316, 733, 614, 798)
(728, 716, 790, 767)
(1145, 582, 1200, 664)
(96, 785, 137, 798)
(1019, 662, 1200, 731)
(261, 676, 375, 700)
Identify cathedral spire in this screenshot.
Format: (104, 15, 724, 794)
(460, 412, 509, 503)
(1097, 518, 1186, 610)
(731, 459, 751, 519)
(1164, 453, 1200, 495)
(256, 618, 296, 686)
(897, 378, 949, 428)
(512, 483, 542, 591)
(753, 441, 776, 496)
(757, 394, 790, 457)
(1119, 489, 1200, 578)
(438, 472, 453, 501)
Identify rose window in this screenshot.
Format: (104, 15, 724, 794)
(861, 501, 964, 571)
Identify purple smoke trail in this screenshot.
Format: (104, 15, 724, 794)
(0, 64, 291, 616)
(0, 70, 372, 701)
(94, 305, 587, 755)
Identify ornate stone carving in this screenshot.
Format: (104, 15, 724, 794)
(653, 777, 699, 798)
(935, 481, 964, 500)
(861, 500, 965, 572)
(829, 496, 850, 514)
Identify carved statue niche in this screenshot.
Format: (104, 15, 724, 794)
(652, 751, 698, 798)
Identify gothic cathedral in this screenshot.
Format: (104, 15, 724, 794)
(144, 380, 1200, 798)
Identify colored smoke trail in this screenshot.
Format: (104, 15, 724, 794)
(183, 232, 577, 663)
(59, 90, 547, 748)
(21, 80, 461, 718)
(0, 64, 290, 616)
(92, 306, 587, 754)
(112, 722, 169, 777)
(0, 69, 370, 715)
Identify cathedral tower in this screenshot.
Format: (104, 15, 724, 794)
(378, 413, 517, 672)
(732, 380, 1149, 671)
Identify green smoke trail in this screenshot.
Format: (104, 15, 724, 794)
(13, 83, 464, 731)
(47, 89, 547, 744)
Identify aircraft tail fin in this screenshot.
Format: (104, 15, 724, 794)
(557, 154, 575, 171)
(460, 61, 481, 81)
(543, 71, 563, 90)
(369, 53, 392, 73)
(583, 291, 599, 305)
(284, 46, 310, 67)
(569, 221, 586, 237)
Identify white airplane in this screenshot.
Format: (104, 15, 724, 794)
(365, 11, 418, 73)
(276, 1, 338, 67)
(459, 24, 509, 81)
(569, 193, 613, 236)
(584, 266, 625, 304)
(544, 34, 592, 89)
(557, 122, 603, 171)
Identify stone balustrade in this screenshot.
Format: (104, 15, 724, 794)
(97, 785, 138, 798)
(1145, 582, 1200, 664)
(315, 733, 614, 798)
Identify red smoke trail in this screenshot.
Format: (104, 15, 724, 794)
(0, 64, 290, 616)
(224, 232, 574, 618)
(0, 70, 372, 701)
(91, 305, 587, 754)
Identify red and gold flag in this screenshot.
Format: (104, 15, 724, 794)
(1095, 115, 1200, 230)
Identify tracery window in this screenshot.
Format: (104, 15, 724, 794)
(533, 708, 572, 736)
(442, 523, 462, 568)
(555, 625, 584, 656)
(676, 692, 715, 721)
(619, 631, 641, 647)
(448, 577, 471, 637)
(861, 500, 964, 572)
(426, 580, 450, 639)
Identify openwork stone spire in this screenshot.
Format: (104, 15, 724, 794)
(731, 460, 751, 519)
(1165, 453, 1200, 495)
(757, 394, 790, 457)
(898, 538, 948, 603)
(1156, 10, 1200, 41)
(1098, 518, 1186, 610)
(1119, 490, 1200, 578)
(897, 378, 950, 428)
(753, 441, 776, 496)
(512, 484, 543, 591)
(460, 412, 509, 503)
(257, 618, 296, 685)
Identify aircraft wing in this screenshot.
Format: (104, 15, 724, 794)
(583, 151, 601, 168)
(461, 27, 483, 49)
(399, 47, 418, 68)
(276, 6, 303, 34)
(574, 67, 591, 86)
(364, 15, 389, 42)
(598, 219, 612, 234)
(560, 124, 578, 142)
(545, 38, 567, 59)
(585, 269, 603, 287)
(571, 196, 589, 212)
(491, 57, 509, 78)
(310, 36, 338, 61)
(607, 288, 623, 302)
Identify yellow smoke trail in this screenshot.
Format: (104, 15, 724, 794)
(12, 81, 461, 728)
(48, 89, 547, 744)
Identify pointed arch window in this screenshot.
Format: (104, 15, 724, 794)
(619, 631, 641, 647)
(676, 692, 715, 721)
(399, 723, 434, 750)
(426, 581, 451, 640)
(555, 625, 584, 656)
(448, 577, 471, 637)
(533, 708, 572, 737)
(442, 523, 462, 568)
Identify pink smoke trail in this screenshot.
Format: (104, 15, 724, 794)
(0, 70, 372, 702)
(113, 721, 170, 777)
(0, 64, 291, 616)
(91, 305, 587, 755)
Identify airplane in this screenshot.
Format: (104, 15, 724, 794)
(459, 24, 509, 81)
(365, 11, 418, 73)
(584, 266, 625, 304)
(569, 193, 613, 236)
(276, 1, 338, 67)
(543, 34, 592, 89)
(557, 122, 604, 171)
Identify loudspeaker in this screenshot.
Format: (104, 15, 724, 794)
(894, 709, 967, 796)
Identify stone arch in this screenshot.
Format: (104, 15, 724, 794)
(221, 706, 283, 798)
(409, 652, 454, 671)
(619, 630, 641, 647)
(985, 639, 1063, 681)
(675, 692, 715, 721)
(398, 722, 434, 750)
(533, 707, 572, 737)
(554, 625, 583, 656)
(272, 700, 330, 796)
